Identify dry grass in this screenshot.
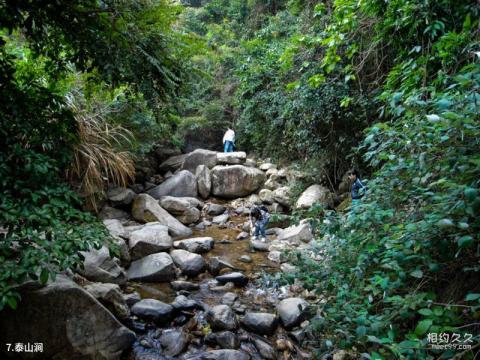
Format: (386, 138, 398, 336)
(65, 89, 135, 211)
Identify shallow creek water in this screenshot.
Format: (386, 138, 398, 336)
(124, 206, 305, 359)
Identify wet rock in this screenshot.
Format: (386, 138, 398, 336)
(216, 272, 249, 286)
(296, 184, 334, 209)
(207, 203, 227, 215)
(208, 257, 237, 275)
(278, 223, 313, 244)
(107, 187, 136, 206)
(159, 153, 187, 173)
(207, 305, 238, 330)
(171, 249, 206, 276)
(99, 206, 129, 220)
(127, 252, 177, 282)
(171, 295, 201, 311)
(196, 164, 212, 199)
(170, 280, 200, 291)
(83, 282, 130, 320)
(221, 292, 239, 306)
(250, 239, 269, 252)
(159, 329, 188, 357)
(131, 299, 174, 325)
(216, 331, 240, 349)
(78, 246, 127, 285)
(241, 312, 278, 335)
(259, 189, 274, 204)
(186, 349, 250, 360)
(129, 223, 172, 260)
(211, 165, 266, 198)
(212, 213, 229, 225)
(289, 328, 306, 344)
(253, 338, 277, 360)
(216, 151, 247, 165)
(182, 149, 218, 173)
(272, 187, 292, 208)
(236, 232, 249, 240)
(238, 255, 252, 263)
(147, 170, 197, 199)
(276, 298, 309, 329)
(259, 163, 276, 171)
(177, 207, 201, 225)
(173, 237, 214, 253)
(124, 292, 142, 307)
(0, 275, 135, 359)
(195, 222, 207, 231)
(131, 194, 193, 237)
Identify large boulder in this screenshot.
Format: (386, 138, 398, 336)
(160, 196, 201, 225)
(159, 329, 189, 357)
(295, 184, 334, 209)
(211, 165, 265, 198)
(83, 282, 130, 320)
(196, 164, 212, 199)
(182, 149, 218, 173)
(276, 298, 309, 329)
(147, 170, 197, 199)
(159, 154, 187, 173)
(128, 223, 172, 260)
(131, 194, 192, 237)
(216, 152, 247, 165)
(259, 189, 274, 204)
(107, 187, 136, 206)
(170, 249, 206, 276)
(277, 223, 313, 244)
(207, 305, 238, 330)
(273, 187, 292, 208)
(173, 237, 214, 253)
(127, 252, 177, 282)
(241, 312, 278, 335)
(0, 276, 135, 359)
(259, 163, 277, 171)
(78, 246, 127, 285)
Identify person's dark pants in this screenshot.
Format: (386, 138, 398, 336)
(254, 218, 269, 238)
(224, 141, 234, 152)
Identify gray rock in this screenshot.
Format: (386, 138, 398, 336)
(215, 331, 240, 349)
(0, 276, 135, 359)
(103, 219, 127, 238)
(208, 257, 237, 275)
(159, 153, 187, 173)
(267, 250, 283, 263)
(123, 292, 141, 307)
(295, 184, 334, 209)
(159, 196, 199, 214)
(173, 237, 214, 253)
(103, 220, 130, 263)
(98, 206, 129, 220)
(131, 194, 192, 237)
(259, 189, 274, 204)
(277, 223, 313, 244)
(259, 163, 277, 171)
(78, 246, 127, 285)
(253, 338, 277, 360)
(211, 165, 266, 198)
(147, 170, 197, 199)
(131, 299, 174, 324)
(128, 223, 172, 260)
(215, 272, 249, 286)
(127, 252, 176, 282)
(221, 292, 239, 306)
(207, 305, 238, 330)
(171, 295, 200, 311)
(264, 178, 282, 191)
(207, 203, 227, 215)
(182, 149, 218, 173)
(241, 312, 278, 335)
(238, 255, 252, 263)
(170, 280, 200, 291)
(170, 249, 206, 276)
(245, 159, 256, 167)
(212, 213, 229, 225)
(272, 186, 291, 207)
(196, 164, 212, 199)
(186, 350, 250, 360)
(236, 232, 249, 240)
(83, 282, 130, 320)
(159, 329, 188, 357)
(176, 207, 201, 225)
(250, 239, 270, 252)
(107, 187, 136, 206)
(216, 151, 246, 165)
(276, 298, 309, 329)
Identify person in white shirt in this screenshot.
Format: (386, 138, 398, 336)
(222, 127, 235, 152)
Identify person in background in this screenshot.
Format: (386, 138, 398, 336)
(348, 168, 366, 206)
(249, 205, 270, 242)
(223, 127, 235, 153)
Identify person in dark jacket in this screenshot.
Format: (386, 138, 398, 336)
(348, 168, 366, 206)
(249, 205, 270, 242)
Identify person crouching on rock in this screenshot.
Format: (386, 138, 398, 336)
(223, 127, 235, 153)
(249, 205, 270, 242)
